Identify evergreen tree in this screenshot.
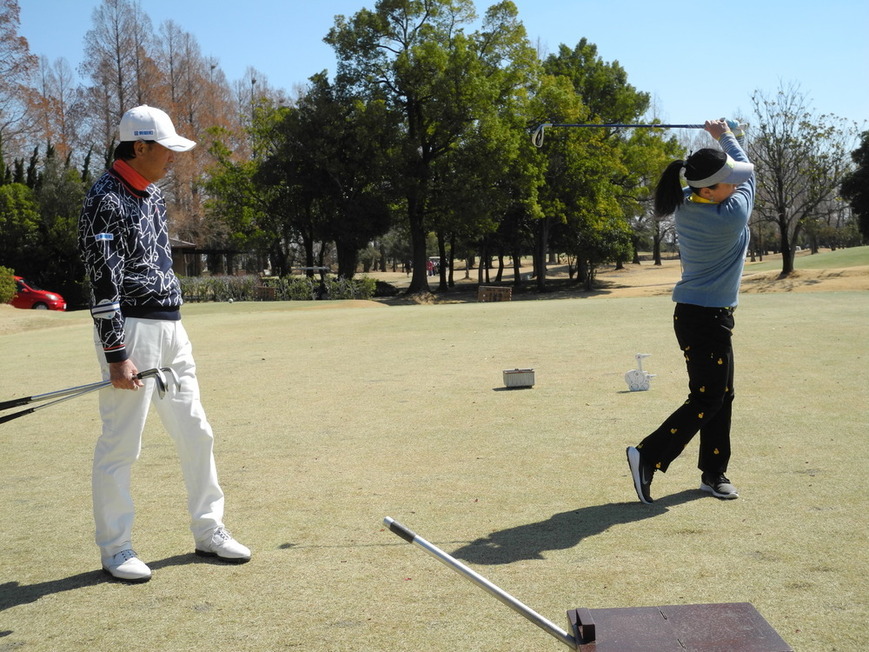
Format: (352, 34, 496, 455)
(326, 0, 537, 294)
(840, 130, 869, 242)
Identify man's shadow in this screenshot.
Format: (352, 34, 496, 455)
(0, 553, 218, 612)
(451, 490, 703, 565)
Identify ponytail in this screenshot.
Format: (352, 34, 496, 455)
(654, 160, 687, 217)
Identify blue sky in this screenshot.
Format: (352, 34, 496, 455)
(18, 0, 869, 126)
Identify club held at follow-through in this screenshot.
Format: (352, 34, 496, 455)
(530, 121, 747, 148)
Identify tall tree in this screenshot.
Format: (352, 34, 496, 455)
(252, 73, 398, 278)
(532, 41, 667, 290)
(427, 95, 541, 290)
(31, 56, 78, 161)
(0, 131, 6, 183)
(0, 182, 39, 275)
(617, 128, 683, 266)
(748, 83, 859, 275)
(326, 0, 537, 294)
(203, 122, 276, 274)
(0, 0, 38, 157)
(840, 130, 869, 242)
(156, 20, 227, 242)
(562, 40, 678, 274)
(32, 147, 86, 302)
(80, 0, 160, 163)
(543, 39, 649, 122)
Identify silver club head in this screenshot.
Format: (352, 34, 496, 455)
(137, 368, 168, 399)
(159, 367, 181, 391)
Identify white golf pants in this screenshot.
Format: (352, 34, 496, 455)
(92, 318, 225, 561)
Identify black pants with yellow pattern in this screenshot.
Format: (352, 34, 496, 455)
(637, 303, 735, 475)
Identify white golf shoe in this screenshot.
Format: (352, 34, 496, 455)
(195, 527, 251, 563)
(102, 549, 152, 583)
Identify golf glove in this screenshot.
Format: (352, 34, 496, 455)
(724, 118, 747, 138)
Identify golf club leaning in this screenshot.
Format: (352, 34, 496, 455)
(0, 367, 178, 426)
(384, 517, 578, 649)
(531, 122, 705, 148)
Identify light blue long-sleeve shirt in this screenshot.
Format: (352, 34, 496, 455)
(672, 133, 755, 308)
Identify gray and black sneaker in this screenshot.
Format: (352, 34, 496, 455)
(626, 446, 654, 504)
(700, 473, 739, 499)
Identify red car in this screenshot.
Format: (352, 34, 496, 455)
(10, 276, 67, 311)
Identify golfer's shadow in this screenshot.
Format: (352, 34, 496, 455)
(0, 553, 216, 612)
(451, 490, 702, 565)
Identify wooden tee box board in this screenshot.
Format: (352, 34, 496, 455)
(478, 285, 513, 302)
(567, 602, 793, 651)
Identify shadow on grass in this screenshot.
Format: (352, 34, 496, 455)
(0, 553, 224, 612)
(451, 489, 704, 565)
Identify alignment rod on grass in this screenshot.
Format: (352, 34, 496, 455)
(531, 122, 705, 147)
(384, 517, 577, 650)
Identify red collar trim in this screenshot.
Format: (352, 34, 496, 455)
(112, 159, 152, 192)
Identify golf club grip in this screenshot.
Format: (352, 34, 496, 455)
(0, 396, 33, 411)
(384, 517, 416, 544)
(0, 383, 110, 427)
(0, 407, 35, 424)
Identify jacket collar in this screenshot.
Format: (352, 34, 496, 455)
(110, 159, 153, 195)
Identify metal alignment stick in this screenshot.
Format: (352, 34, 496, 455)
(384, 517, 578, 649)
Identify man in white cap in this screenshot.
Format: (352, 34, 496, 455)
(78, 105, 250, 582)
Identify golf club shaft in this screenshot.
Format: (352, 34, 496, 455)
(384, 517, 577, 650)
(0, 379, 111, 411)
(541, 122, 704, 129)
(0, 382, 109, 424)
(0, 368, 175, 426)
(531, 122, 705, 148)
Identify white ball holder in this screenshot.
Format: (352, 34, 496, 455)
(625, 353, 655, 391)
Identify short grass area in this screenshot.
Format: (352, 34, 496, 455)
(743, 246, 869, 273)
(0, 271, 867, 650)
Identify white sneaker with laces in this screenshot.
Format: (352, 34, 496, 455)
(102, 549, 152, 582)
(195, 527, 251, 563)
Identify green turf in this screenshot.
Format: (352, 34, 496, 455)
(1, 291, 867, 651)
(743, 245, 869, 273)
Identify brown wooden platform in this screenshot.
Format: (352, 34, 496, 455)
(567, 602, 793, 651)
(478, 286, 512, 302)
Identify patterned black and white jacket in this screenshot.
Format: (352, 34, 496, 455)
(79, 161, 182, 363)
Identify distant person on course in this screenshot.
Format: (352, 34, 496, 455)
(79, 105, 250, 582)
(626, 118, 755, 504)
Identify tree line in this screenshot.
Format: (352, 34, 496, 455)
(1, 0, 866, 307)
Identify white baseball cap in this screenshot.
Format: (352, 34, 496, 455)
(118, 105, 196, 152)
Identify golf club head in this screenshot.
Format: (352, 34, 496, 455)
(159, 367, 181, 391)
(137, 368, 167, 399)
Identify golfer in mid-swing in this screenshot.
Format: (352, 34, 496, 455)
(627, 118, 755, 504)
(79, 105, 250, 582)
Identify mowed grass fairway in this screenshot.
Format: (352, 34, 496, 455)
(1, 276, 867, 649)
